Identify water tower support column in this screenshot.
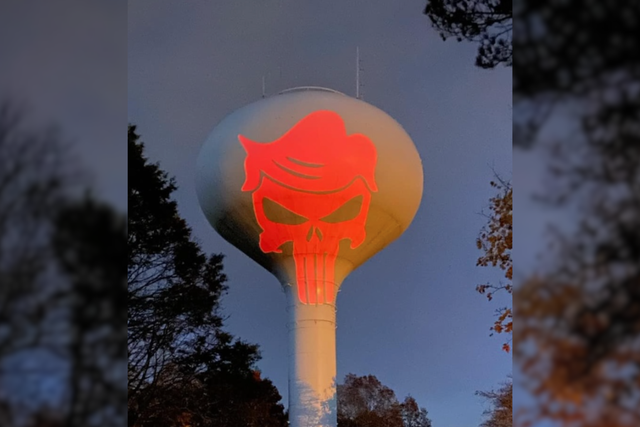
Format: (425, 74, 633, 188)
(285, 284, 338, 427)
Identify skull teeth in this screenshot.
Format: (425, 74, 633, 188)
(294, 252, 336, 305)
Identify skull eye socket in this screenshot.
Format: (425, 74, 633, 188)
(320, 195, 363, 224)
(262, 198, 308, 225)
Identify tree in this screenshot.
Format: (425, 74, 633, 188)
(513, 0, 639, 148)
(474, 179, 512, 427)
(514, 1, 638, 98)
(128, 123, 233, 422)
(127, 125, 286, 427)
(510, 2, 640, 426)
(476, 379, 512, 427)
(203, 369, 287, 427)
(400, 396, 432, 427)
(337, 374, 431, 427)
(0, 100, 73, 373)
(21, 407, 66, 427)
(0, 100, 128, 426)
(476, 177, 512, 352)
(424, 0, 512, 69)
(52, 197, 127, 427)
(130, 364, 286, 427)
(515, 101, 640, 426)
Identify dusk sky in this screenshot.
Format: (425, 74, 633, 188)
(1, 1, 514, 426)
(128, 2, 511, 427)
(0, 1, 127, 210)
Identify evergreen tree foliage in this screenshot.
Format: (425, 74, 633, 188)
(127, 125, 286, 427)
(424, 0, 512, 69)
(52, 197, 128, 427)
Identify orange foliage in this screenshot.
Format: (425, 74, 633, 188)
(476, 179, 512, 352)
(515, 276, 640, 427)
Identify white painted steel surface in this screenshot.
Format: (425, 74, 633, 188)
(285, 284, 337, 426)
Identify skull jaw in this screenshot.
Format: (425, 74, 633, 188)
(293, 251, 338, 305)
(261, 230, 361, 305)
(272, 247, 354, 306)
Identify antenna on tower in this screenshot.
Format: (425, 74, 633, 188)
(356, 47, 364, 100)
(262, 75, 266, 98)
(356, 47, 360, 99)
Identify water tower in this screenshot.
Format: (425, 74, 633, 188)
(195, 87, 423, 427)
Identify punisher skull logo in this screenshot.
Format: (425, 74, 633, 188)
(239, 110, 378, 305)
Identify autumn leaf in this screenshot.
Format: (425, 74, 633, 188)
(476, 178, 512, 351)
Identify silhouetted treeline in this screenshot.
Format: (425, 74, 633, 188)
(515, 2, 639, 426)
(127, 125, 287, 427)
(337, 374, 432, 427)
(0, 101, 127, 426)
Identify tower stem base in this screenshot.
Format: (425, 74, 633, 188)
(284, 284, 337, 427)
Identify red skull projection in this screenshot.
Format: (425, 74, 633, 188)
(239, 110, 378, 305)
